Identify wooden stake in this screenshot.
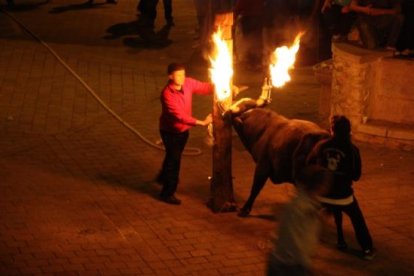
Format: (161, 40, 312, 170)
(207, 12, 237, 213)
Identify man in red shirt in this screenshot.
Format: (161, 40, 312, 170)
(158, 63, 213, 205)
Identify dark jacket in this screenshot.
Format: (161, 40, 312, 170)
(308, 136, 361, 199)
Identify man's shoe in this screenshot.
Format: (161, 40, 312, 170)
(160, 196, 181, 205)
(362, 249, 376, 261)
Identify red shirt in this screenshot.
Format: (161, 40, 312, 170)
(159, 77, 213, 133)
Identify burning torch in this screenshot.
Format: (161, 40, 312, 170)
(263, 32, 304, 102)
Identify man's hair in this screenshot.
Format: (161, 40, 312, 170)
(331, 115, 351, 137)
(167, 63, 185, 75)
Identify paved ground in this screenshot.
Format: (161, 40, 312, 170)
(1, 0, 413, 275)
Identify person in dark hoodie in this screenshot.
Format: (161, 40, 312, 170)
(308, 115, 375, 260)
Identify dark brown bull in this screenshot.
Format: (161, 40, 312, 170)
(231, 107, 329, 217)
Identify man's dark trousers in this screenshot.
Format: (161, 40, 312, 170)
(159, 130, 189, 198)
(325, 197, 373, 251)
(163, 0, 173, 23)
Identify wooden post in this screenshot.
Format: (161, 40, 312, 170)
(207, 12, 237, 213)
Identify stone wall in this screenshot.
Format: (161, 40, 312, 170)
(368, 59, 414, 125)
(330, 43, 414, 149)
(331, 43, 392, 127)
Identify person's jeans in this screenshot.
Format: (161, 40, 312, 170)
(159, 130, 189, 198)
(357, 14, 404, 49)
(325, 197, 373, 251)
(323, 5, 357, 36)
(163, 0, 173, 22)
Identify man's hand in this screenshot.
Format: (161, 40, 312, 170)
(204, 114, 212, 125)
(196, 114, 212, 126)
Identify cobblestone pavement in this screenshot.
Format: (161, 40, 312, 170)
(1, 1, 413, 275)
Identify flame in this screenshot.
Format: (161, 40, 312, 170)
(269, 32, 303, 88)
(209, 28, 233, 101)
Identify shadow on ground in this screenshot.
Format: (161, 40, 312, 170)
(49, 1, 107, 14)
(102, 18, 173, 49)
(1, 0, 49, 12)
(96, 172, 160, 199)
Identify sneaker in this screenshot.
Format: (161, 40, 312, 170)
(362, 249, 376, 261)
(160, 195, 181, 205)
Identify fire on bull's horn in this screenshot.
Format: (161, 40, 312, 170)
(228, 32, 304, 116)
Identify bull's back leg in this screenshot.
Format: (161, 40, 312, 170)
(238, 162, 270, 217)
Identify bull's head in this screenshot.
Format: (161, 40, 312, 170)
(226, 78, 273, 117)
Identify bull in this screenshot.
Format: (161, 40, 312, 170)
(228, 98, 329, 217)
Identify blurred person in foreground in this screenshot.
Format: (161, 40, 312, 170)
(267, 165, 331, 276)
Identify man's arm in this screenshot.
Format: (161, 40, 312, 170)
(187, 77, 214, 95)
(368, 2, 401, 16)
(163, 90, 212, 127)
(195, 114, 212, 126)
(350, 0, 371, 14)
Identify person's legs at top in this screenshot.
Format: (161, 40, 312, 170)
(163, 0, 174, 26)
(338, 10, 357, 37)
(240, 16, 263, 70)
(138, 0, 159, 28)
(384, 14, 404, 49)
(357, 16, 378, 49)
(323, 5, 342, 36)
(361, 14, 403, 50)
(137, 0, 143, 12)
